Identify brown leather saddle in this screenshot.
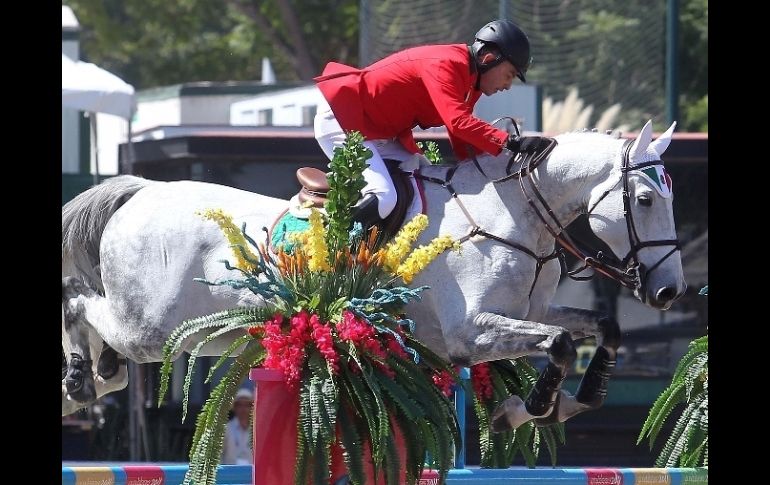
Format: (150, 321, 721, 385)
(294, 159, 414, 239)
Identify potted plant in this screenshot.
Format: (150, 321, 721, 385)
(158, 132, 462, 485)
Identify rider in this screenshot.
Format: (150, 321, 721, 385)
(314, 19, 546, 226)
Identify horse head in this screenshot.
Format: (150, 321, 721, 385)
(584, 120, 686, 309)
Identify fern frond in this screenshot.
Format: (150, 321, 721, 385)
(641, 334, 707, 468)
(183, 339, 264, 485)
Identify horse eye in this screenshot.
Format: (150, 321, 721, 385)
(637, 195, 653, 207)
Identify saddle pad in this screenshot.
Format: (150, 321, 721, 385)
(269, 209, 310, 253)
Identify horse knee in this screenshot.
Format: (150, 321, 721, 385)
(549, 331, 577, 368)
(597, 316, 621, 351)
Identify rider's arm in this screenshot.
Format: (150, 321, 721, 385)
(421, 59, 509, 159)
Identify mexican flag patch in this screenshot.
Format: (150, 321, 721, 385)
(638, 165, 673, 198)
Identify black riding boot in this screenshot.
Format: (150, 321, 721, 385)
(351, 193, 382, 230)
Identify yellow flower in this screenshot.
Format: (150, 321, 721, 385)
(303, 208, 331, 272)
(396, 235, 458, 284)
(197, 208, 259, 272)
(381, 214, 429, 272)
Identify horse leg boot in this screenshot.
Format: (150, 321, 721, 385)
(575, 316, 620, 408)
(490, 331, 576, 432)
(534, 316, 621, 425)
(62, 276, 97, 403)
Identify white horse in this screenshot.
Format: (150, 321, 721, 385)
(62, 120, 686, 430)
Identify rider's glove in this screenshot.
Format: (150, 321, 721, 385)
(506, 134, 547, 154)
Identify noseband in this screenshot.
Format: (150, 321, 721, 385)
(414, 135, 681, 296)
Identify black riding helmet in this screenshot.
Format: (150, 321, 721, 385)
(472, 19, 531, 82)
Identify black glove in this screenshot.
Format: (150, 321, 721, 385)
(506, 134, 547, 154)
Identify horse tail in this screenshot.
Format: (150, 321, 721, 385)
(62, 175, 156, 291)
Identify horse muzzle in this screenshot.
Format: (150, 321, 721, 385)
(634, 263, 687, 310)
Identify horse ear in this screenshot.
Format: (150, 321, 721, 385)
(649, 121, 677, 156)
(629, 120, 654, 161)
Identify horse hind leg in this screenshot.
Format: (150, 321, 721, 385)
(63, 277, 97, 404)
(62, 357, 129, 416)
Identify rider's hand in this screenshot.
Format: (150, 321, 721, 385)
(506, 134, 547, 153)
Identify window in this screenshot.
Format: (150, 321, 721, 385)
(301, 105, 317, 126)
(257, 109, 273, 126)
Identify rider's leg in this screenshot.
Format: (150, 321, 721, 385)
(314, 106, 397, 223)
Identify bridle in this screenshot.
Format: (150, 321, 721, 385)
(414, 128, 681, 298)
(582, 140, 682, 296)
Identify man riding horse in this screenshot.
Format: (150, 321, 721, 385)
(313, 19, 546, 228)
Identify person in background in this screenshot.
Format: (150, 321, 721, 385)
(221, 388, 254, 465)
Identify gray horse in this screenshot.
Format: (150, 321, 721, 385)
(62, 120, 685, 431)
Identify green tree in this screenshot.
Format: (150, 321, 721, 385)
(678, 0, 708, 131)
(66, 0, 359, 89)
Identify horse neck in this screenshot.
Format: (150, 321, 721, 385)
(532, 133, 625, 226)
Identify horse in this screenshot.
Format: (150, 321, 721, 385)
(62, 119, 686, 431)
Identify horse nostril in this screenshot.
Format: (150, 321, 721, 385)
(656, 286, 677, 303)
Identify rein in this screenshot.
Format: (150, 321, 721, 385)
(414, 135, 682, 297)
(415, 156, 560, 298)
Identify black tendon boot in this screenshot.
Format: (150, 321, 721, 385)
(350, 193, 382, 230)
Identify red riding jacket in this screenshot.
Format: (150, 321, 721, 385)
(314, 44, 509, 160)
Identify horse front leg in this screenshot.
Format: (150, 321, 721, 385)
(532, 305, 621, 425)
(447, 312, 577, 432)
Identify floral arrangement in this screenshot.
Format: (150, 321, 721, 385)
(158, 132, 462, 485)
(637, 285, 708, 467)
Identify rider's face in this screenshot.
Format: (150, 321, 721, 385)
(479, 60, 518, 96)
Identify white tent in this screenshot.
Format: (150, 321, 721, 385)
(61, 54, 136, 182)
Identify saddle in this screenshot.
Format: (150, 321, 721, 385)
(293, 160, 414, 240)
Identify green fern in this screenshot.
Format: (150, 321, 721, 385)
(183, 340, 266, 485)
(638, 334, 708, 467)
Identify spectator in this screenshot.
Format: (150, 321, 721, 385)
(221, 388, 254, 465)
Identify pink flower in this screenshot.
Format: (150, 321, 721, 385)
(384, 334, 408, 359)
(432, 369, 456, 397)
(311, 316, 339, 374)
(471, 363, 494, 401)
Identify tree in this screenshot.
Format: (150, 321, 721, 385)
(66, 0, 359, 89)
(678, 0, 708, 131)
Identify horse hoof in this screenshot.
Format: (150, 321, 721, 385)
(491, 412, 513, 433)
(66, 374, 96, 403)
(490, 395, 531, 432)
(97, 346, 120, 380)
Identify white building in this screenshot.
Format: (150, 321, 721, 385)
(230, 83, 541, 132)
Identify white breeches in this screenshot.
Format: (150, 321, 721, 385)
(314, 99, 420, 219)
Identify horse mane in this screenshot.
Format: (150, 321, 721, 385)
(556, 127, 624, 141)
